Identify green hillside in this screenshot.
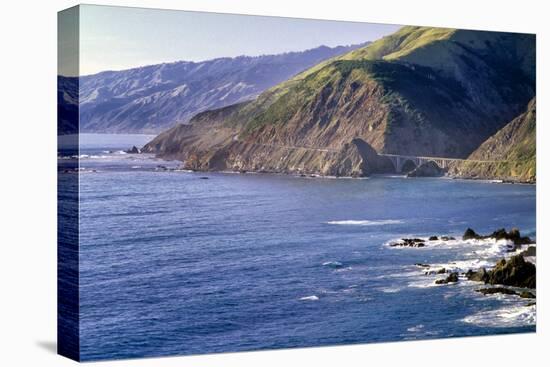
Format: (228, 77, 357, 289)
(144, 26, 535, 177)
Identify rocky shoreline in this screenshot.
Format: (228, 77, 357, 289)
(397, 227, 536, 305)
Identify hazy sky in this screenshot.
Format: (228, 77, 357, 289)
(73, 5, 401, 76)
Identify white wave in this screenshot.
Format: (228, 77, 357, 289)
(299, 295, 319, 301)
(326, 219, 403, 226)
(426, 259, 493, 274)
(77, 154, 110, 160)
(407, 324, 424, 332)
(379, 286, 403, 293)
(322, 261, 343, 268)
(462, 304, 536, 328)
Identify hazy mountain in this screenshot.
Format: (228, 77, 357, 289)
(448, 98, 536, 182)
(76, 44, 367, 133)
(144, 26, 535, 177)
(58, 76, 78, 135)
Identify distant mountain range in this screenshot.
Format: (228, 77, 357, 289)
(143, 26, 535, 180)
(69, 44, 367, 134)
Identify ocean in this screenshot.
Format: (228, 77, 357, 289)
(72, 134, 536, 361)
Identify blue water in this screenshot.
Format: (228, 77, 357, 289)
(75, 134, 536, 361)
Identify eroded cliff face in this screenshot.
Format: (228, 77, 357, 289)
(143, 27, 535, 177)
(448, 98, 536, 182)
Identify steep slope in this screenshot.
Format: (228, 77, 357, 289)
(144, 26, 535, 177)
(78, 44, 366, 133)
(448, 98, 536, 182)
(58, 76, 79, 135)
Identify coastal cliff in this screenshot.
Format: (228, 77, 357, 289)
(448, 98, 536, 182)
(143, 27, 535, 177)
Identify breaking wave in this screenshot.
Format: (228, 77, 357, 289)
(462, 304, 536, 328)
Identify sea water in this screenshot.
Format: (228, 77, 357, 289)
(71, 134, 536, 360)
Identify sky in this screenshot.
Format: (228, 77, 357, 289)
(67, 5, 401, 76)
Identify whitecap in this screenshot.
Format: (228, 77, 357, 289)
(322, 261, 343, 268)
(407, 324, 424, 332)
(379, 286, 403, 293)
(299, 295, 319, 301)
(462, 304, 536, 328)
(326, 219, 403, 226)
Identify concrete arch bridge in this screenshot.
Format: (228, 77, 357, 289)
(378, 153, 501, 173)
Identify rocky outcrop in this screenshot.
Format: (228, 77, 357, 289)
(486, 255, 536, 289)
(475, 287, 535, 298)
(125, 146, 140, 154)
(407, 161, 445, 177)
(435, 272, 459, 284)
(462, 227, 534, 246)
(466, 268, 489, 282)
(522, 246, 536, 257)
(467, 255, 536, 289)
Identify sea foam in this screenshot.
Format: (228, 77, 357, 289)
(299, 295, 319, 301)
(462, 304, 536, 328)
(326, 219, 403, 226)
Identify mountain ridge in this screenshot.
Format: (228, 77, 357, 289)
(448, 98, 536, 182)
(143, 26, 535, 177)
(75, 43, 368, 134)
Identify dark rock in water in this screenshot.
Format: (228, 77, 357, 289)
(520, 291, 536, 299)
(476, 287, 517, 296)
(126, 145, 140, 154)
(441, 236, 455, 241)
(526, 302, 536, 307)
(155, 165, 168, 171)
(415, 263, 431, 268)
(435, 272, 459, 284)
(199, 176, 209, 180)
(436, 268, 446, 274)
(463, 227, 534, 245)
(390, 238, 426, 248)
(463, 228, 481, 240)
(407, 161, 445, 177)
(429, 236, 438, 241)
(486, 255, 536, 289)
(488, 227, 533, 245)
(465, 268, 489, 282)
(522, 246, 536, 257)
(401, 160, 418, 174)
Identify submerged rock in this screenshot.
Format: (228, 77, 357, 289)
(390, 238, 425, 247)
(520, 291, 536, 299)
(475, 288, 535, 299)
(465, 268, 489, 282)
(429, 236, 438, 241)
(435, 272, 459, 284)
(441, 236, 455, 241)
(476, 287, 517, 296)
